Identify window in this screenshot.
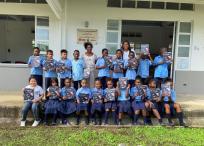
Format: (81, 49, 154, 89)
(180, 3, 194, 11)
(137, 1, 150, 8)
(35, 16, 49, 53)
(1, 0, 47, 3)
(122, 0, 135, 8)
(152, 2, 165, 9)
(107, 0, 121, 8)
(166, 2, 179, 10)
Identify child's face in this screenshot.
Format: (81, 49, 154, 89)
(47, 52, 53, 59)
(95, 81, 101, 89)
(107, 81, 113, 88)
(81, 80, 87, 87)
(64, 79, 71, 87)
(61, 52, 67, 59)
(29, 78, 37, 87)
(166, 81, 173, 88)
(129, 52, 134, 59)
(116, 51, 122, 58)
(149, 81, 156, 89)
(73, 51, 80, 59)
(51, 81, 57, 86)
(33, 49, 40, 56)
(135, 79, 141, 86)
(102, 50, 108, 57)
(160, 48, 167, 55)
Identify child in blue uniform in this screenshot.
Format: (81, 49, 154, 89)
(72, 50, 85, 91)
(42, 50, 58, 90)
(104, 79, 119, 125)
(76, 79, 92, 125)
(95, 48, 111, 89)
(125, 51, 138, 87)
(91, 79, 104, 125)
(58, 78, 76, 125)
(118, 83, 132, 125)
(130, 78, 147, 125)
(153, 48, 172, 87)
(161, 79, 185, 126)
(44, 78, 60, 125)
(28, 47, 44, 87)
(112, 49, 124, 87)
(146, 79, 163, 125)
(20, 77, 44, 127)
(137, 53, 153, 85)
(57, 49, 72, 88)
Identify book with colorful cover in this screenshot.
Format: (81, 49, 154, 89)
(64, 87, 75, 100)
(104, 56, 113, 67)
(78, 93, 89, 103)
(163, 52, 172, 62)
(127, 58, 138, 70)
(57, 61, 66, 73)
(23, 88, 34, 101)
(105, 88, 116, 101)
(150, 88, 161, 101)
(161, 84, 171, 97)
(92, 91, 103, 103)
(114, 59, 123, 72)
(48, 86, 59, 99)
(119, 77, 128, 89)
(44, 59, 56, 71)
(31, 56, 41, 68)
(141, 47, 150, 55)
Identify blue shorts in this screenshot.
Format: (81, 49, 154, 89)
(118, 101, 131, 113)
(91, 102, 104, 114)
(76, 103, 89, 112)
(44, 99, 59, 114)
(58, 99, 76, 115)
(132, 101, 145, 111)
(104, 101, 117, 110)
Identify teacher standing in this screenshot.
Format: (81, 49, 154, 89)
(82, 42, 97, 88)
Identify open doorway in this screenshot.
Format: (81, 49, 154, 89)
(121, 20, 175, 78)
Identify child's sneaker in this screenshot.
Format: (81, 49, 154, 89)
(20, 121, 26, 127)
(32, 120, 40, 127)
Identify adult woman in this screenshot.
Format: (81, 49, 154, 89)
(121, 40, 134, 61)
(82, 42, 97, 88)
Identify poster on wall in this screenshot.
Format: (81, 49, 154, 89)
(77, 29, 97, 44)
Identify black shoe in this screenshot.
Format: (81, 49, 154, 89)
(168, 122, 175, 126)
(51, 122, 57, 126)
(180, 122, 186, 127)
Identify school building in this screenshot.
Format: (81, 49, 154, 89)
(0, 0, 204, 95)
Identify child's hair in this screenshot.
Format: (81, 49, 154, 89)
(122, 40, 131, 51)
(81, 78, 87, 83)
(102, 48, 108, 53)
(73, 50, 80, 54)
(116, 49, 123, 54)
(64, 77, 71, 82)
(135, 76, 142, 82)
(84, 42, 93, 49)
(106, 78, 113, 84)
(50, 78, 58, 86)
(33, 47, 40, 51)
(61, 49, 67, 54)
(95, 78, 101, 83)
(165, 78, 173, 83)
(46, 49, 53, 54)
(148, 78, 156, 85)
(129, 51, 135, 57)
(28, 76, 37, 82)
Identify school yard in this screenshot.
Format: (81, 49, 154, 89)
(0, 92, 204, 146)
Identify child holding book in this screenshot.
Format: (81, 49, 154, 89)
(28, 47, 44, 87)
(20, 77, 44, 127)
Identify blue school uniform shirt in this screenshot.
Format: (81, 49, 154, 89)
(61, 87, 76, 100)
(112, 58, 124, 79)
(95, 57, 110, 77)
(124, 60, 137, 80)
(130, 86, 144, 102)
(28, 55, 44, 75)
(162, 89, 176, 102)
(137, 59, 152, 78)
(146, 87, 161, 101)
(76, 87, 92, 101)
(42, 59, 58, 78)
(153, 55, 171, 78)
(118, 89, 130, 101)
(58, 59, 72, 79)
(72, 58, 85, 81)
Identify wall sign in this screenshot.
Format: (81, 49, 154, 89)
(77, 29, 97, 44)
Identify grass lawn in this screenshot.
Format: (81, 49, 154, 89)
(0, 126, 204, 146)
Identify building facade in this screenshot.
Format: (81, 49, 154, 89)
(0, 0, 204, 95)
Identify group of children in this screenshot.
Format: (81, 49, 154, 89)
(21, 43, 185, 127)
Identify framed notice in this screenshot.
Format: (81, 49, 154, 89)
(77, 29, 97, 44)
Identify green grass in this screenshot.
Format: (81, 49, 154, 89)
(0, 126, 204, 146)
